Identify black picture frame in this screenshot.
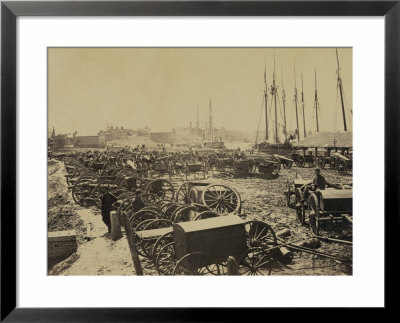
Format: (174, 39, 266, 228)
(1, 0, 398, 321)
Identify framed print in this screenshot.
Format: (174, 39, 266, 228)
(1, 0, 398, 320)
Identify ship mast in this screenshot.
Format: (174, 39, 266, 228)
(264, 62, 269, 142)
(301, 72, 307, 138)
(271, 56, 279, 144)
(314, 69, 320, 132)
(281, 67, 287, 141)
(196, 104, 200, 137)
(294, 65, 300, 142)
(336, 48, 347, 131)
(209, 99, 213, 142)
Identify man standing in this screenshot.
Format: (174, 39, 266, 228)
(101, 186, 117, 234)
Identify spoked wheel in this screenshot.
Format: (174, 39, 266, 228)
(295, 155, 305, 168)
(133, 219, 157, 257)
(172, 205, 196, 223)
(175, 182, 194, 204)
(143, 179, 175, 205)
(317, 156, 326, 169)
(308, 193, 320, 235)
(294, 188, 305, 225)
(307, 156, 317, 168)
(193, 211, 220, 221)
(238, 247, 273, 276)
(285, 179, 293, 207)
(129, 209, 160, 230)
(72, 178, 96, 207)
(282, 160, 293, 169)
(243, 220, 277, 249)
(173, 252, 221, 276)
(155, 242, 176, 275)
(151, 231, 173, 262)
(338, 160, 348, 175)
(201, 184, 241, 214)
(138, 219, 173, 259)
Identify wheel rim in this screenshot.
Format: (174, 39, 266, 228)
(201, 184, 241, 214)
(173, 252, 220, 275)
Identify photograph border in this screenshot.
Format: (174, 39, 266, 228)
(1, 0, 398, 320)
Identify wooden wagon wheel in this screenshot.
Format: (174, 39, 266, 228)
(295, 187, 306, 225)
(330, 157, 337, 170)
(238, 247, 273, 276)
(308, 193, 320, 235)
(143, 179, 175, 205)
(317, 156, 326, 169)
(155, 242, 176, 275)
(133, 219, 157, 257)
(175, 182, 194, 204)
(138, 219, 173, 259)
(129, 209, 160, 230)
(72, 178, 96, 207)
(151, 231, 173, 262)
(295, 155, 305, 168)
(308, 156, 317, 168)
(201, 184, 241, 215)
(172, 205, 197, 223)
(116, 196, 136, 219)
(244, 220, 277, 249)
(285, 179, 293, 207)
(282, 159, 293, 169)
(338, 160, 348, 175)
(173, 252, 221, 276)
(193, 211, 220, 221)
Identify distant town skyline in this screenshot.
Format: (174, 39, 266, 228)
(48, 48, 352, 140)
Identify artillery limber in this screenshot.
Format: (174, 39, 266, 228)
(134, 215, 279, 275)
(289, 149, 317, 168)
(306, 189, 352, 235)
(330, 153, 352, 175)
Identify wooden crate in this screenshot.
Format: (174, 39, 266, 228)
(173, 215, 247, 262)
(48, 230, 77, 259)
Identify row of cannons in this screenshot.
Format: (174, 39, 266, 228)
(60, 151, 352, 275)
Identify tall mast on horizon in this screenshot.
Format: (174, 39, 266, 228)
(294, 65, 300, 142)
(264, 61, 269, 142)
(336, 48, 347, 131)
(209, 99, 213, 142)
(301, 72, 307, 138)
(271, 56, 279, 144)
(314, 69, 320, 132)
(281, 66, 287, 141)
(196, 105, 200, 136)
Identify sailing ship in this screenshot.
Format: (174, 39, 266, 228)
(202, 100, 226, 149)
(255, 58, 294, 154)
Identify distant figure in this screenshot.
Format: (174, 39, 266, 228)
(101, 187, 117, 234)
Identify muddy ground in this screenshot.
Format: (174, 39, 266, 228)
(48, 159, 352, 276)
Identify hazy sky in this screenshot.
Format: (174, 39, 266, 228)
(48, 48, 352, 137)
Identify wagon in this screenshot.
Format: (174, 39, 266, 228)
(306, 188, 352, 235)
(329, 153, 352, 175)
(184, 161, 207, 180)
(134, 215, 278, 275)
(174, 181, 241, 215)
(289, 149, 317, 168)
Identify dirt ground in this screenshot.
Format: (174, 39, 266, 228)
(48, 158, 352, 276)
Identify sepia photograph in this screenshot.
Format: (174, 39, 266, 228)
(47, 47, 353, 276)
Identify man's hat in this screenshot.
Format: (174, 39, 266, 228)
(314, 167, 321, 173)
